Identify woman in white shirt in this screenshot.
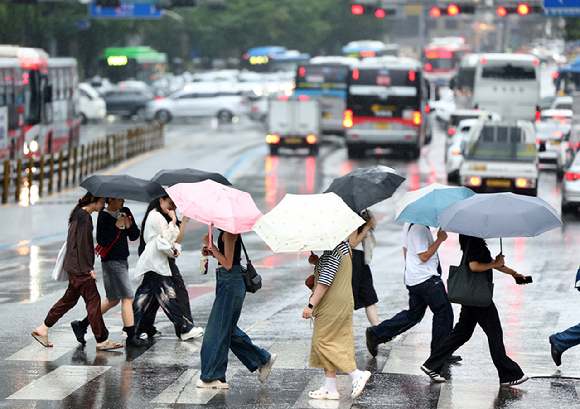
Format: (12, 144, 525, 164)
(133, 195, 203, 341)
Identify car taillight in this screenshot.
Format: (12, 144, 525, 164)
(306, 135, 317, 144)
(536, 138, 541, 145)
(448, 128, 456, 136)
(266, 134, 280, 144)
(452, 149, 460, 156)
(560, 120, 569, 125)
(535, 110, 541, 122)
(279, 95, 289, 101)
(412, 111, 421, 126)
(515, 178, 528, 188)
(299, 95, 309, 102)
(565, 172, 580, 181)
(155, 96, 163, 101)
(467, 176, 482, 187)
(251, 106, 259, 111)
(425, 105, 431, 113)
(553, 131, 563, 138)
(343, 110, 353, 128)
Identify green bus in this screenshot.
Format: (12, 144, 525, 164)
(97, 46, 168, 84)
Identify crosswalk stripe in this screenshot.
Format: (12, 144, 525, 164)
(151, 368, 237, 404)
(135, 337, 202, 365)
(6, 365, 111, 400)
(6, 331, 80, 362)
(292, 373, 352, 409)
(437, 381, 498, 409)
(381, 344, 428, 376)
(266, 341, 311, 369)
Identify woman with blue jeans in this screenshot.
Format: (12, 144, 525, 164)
(196, 229, 276, 389)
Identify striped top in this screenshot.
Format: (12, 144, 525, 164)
(317, 241, 351, 286)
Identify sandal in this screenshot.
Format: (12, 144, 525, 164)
(31, 331, 53, 347)
(308, 387, 339, 400)
(96, 340, 123, 351)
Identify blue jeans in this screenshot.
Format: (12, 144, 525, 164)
(371, 276, 454, 353)
(551, 322, 580, 353)
(200, 265, 271, 383)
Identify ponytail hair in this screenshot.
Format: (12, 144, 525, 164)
(139, 195, 172, 254)
(69, 192, 102, 224)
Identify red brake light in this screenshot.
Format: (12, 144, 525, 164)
(560, 120, 569, 125)
(408, 70, 416, 82)
(553, 131, 563, 138)
(343, 110, 353, 128)
(353, 69, 359, 80)
(266, 134, 280, 144)
(535, 110, 541, 122)
(306, 135, 317, 144)
(448, 128, 456, 136)
(351, 4, 364, 15)
(533, 58, 538, 67)
(279, 95, 289, 101)
(425, 63, 432, 71)
(515, 178, 528, 188)
(425, 105, 431, 113)
(481, 57, 486, 65)
(412, 111, 421, 126)
(299, 95, 309, 101)
(375, 8, 386, 18)
(469, 176, 482, 187)
(299, 67, 305, 77)
(565, 172, 580, 181)
(155, 96, 163, 101)
(552, 72, 559, 79)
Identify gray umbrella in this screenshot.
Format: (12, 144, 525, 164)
(80, 174, 166, 203)
(323, 165, 405, 213)
(437, 192, 563, 251)
(150, 168, 232, 187)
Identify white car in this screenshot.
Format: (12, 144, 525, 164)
(445, 118, 479, 183)
(561, 152, 580, 214)
(145, 83, 249, 124)
(79, 83, 106, 124)
(536, 109, 572, 175)
(551, 95, 573, 110)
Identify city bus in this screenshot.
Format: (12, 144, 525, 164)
(451, 53, 479, 109)
(554, 56, 580, 95)
(293, 56, 358, 136)
(241, 46, 310, 73)
(97, 46, 168, 84)
(422, 37, 473, 86)
(343, 56, 430, 159)
(472, 54, 540, 121)
(342, 40, 399, 59)
(0, 45, 80, 160)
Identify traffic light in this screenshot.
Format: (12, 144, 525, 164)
(495, 3, 543, 16)
(429, 4, 476, 17)
(351, 4, 396, 18)
(95, 0, 121, 8)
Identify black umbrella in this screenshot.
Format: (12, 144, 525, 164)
(80, 174, 166, 203)
(324, 165, 405, 213)
(150, 168, 232, 187)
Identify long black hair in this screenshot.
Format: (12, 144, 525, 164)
(69, 192, 102, 224)
(138, 195, 172, 255)
(459, 234, 487, 253)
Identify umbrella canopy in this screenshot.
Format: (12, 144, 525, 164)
(395, 184, 476, 227)
(252, 192, 365, 253)
(80, 174, 166, 203)
(324, 165, 405, 213)
(165, 180, 262, 235)
(437, 192, 563, 239)
(151, 168, 232, 187)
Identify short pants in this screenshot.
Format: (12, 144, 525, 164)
(102, 260, 134, 302)
(352, 249, 379, 310)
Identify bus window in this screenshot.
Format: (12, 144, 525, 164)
(497, 126, 509, 142)
(0, 69, 5, 106)
(457, 67, 475, 91)
(481, 65, 536, 80)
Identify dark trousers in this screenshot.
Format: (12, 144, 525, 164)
(423, 302, 524, 384)
(137, 259, 193, 337)
(44, 272, 109, 343)
(371, 276, 453, 353)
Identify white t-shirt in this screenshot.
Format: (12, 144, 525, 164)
(402, 223, 440, 286)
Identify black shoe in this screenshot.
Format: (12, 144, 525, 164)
(549, 335, 562, 366)
(71, 320, 87, 345)
(126, 336, 150, 348)
(446, 355, 462, 363)
(366, 327, 379, 357)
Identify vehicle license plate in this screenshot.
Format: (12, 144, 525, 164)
(550, 141, 560, 146)
(486, 179, 511, 188)
(375, 123, 390, 130)
(285, 138, 302, 144)
(323, 112, 332, 119)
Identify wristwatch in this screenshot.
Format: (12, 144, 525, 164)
(308, 303, 314, 309)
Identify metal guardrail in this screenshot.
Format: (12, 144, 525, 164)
(1, 123, 164, 205)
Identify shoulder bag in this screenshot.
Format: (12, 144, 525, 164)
(52, 240, 68, 281)
(447, 242, 494, 308)
(240, 238, 262, 293)
(95, 230, 121, 259)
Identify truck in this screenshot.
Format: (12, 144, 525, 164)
(266, 98, 321, 156)
(459, 121, 538, 196)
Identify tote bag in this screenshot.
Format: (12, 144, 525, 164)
(447, 243, 494, 308)
(52, 240, 68, 282)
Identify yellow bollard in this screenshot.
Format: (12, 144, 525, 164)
(57, 151, 63, 191)
(28, 157, 34, 199)
(15, 158, 22, 201)
(3, 160, 9, 203)
(48, 154, 54, 193)
(39, 155, 45, 196)
(72, 146, 78, 184)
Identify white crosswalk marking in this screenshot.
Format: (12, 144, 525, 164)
(266, 341, 311, 369)
(6, 332, 80, 362)
(292, 373, 353, 409)
(381, 344, 429, 376)
(6, 365, 111, 400)
(437, 381, 498, 409)
(135, 337, 202, 365)
(151, 369, 237, 404)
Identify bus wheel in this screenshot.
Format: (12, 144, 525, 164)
(269, 145, 279, 156)
(156, 110, 172, 124)
(309, 145, 319, 156)
(347, 145, 363, 159)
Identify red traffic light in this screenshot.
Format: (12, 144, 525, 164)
(375, 8, 385, 18)
(496, 6, 507, 16)
(430, 7, 441, 17)
(351, 4, 364, 15)
(517, 3, 529, 15)
(447, 4, 459, 16)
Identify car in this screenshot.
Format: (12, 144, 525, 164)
(445, 118, 479, 183)
(561, 152, 580, 214)
(539, 95, 557, 111)
(248, 96, 268, 122)
(536, 109, 573, 175)
(446, 109, 500, 145)
(144, 83, 249, 124)
(78, 83, 106, 124)
(151, 75, 186, 97)
(102, 88, 157, 120)
(551, 95, 573, 110)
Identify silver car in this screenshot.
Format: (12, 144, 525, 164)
(561, 152, 580, 214)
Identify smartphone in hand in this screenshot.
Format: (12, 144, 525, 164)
(515, 276, 533, 284)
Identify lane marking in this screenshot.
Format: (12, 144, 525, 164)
(151, 368, 237, 404)
(135, 338, 202, 365)
(6, 331, 81, 362)
(266, 341, 311, 369)
(6, 365, 111, 400)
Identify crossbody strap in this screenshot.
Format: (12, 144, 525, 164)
(460, 239, 471, 267)
(239, 236, 250, 263)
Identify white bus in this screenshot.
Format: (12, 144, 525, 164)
(452, 53, 479, 109)
(471, 54, 540, 121)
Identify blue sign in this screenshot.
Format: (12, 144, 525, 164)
(88, 2, 163, 19)
(543, 0, 580, 17)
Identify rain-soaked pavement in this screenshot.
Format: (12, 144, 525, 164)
(2, 99, 580, 408)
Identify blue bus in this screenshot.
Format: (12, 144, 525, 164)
(293, 56, 358, 136)
(555, 57, 580, 95)
(241, 46, 310, 73)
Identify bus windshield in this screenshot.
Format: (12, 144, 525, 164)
(295, 65, 348, 90)
(457, 67, 475, 90)
(481, 64, 536, 81)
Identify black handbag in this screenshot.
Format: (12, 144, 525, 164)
(447, 243, 494, 308)
(240, 238, 262, 293)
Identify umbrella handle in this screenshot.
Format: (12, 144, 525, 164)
(208, 224, 213, 251)
(500, 237, 502, 255)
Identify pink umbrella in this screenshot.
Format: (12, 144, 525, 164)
(166, 180, 263, 249)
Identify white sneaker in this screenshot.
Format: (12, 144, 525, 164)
(195, 379, 229, 389)
(308, 387, 339, 400)
(500, 375, 529, 387)
(140, 331, 162, 340)
(351, 370, 371, 398)
(420, 365, 445, 383)
(181, 327, 204, 341)
(258, 353, 277, 383)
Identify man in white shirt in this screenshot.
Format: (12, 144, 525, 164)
(365, 223, 457, 359)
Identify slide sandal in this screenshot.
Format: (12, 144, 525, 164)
(31, 331, 53, 347)
(96, 340, 123, 351)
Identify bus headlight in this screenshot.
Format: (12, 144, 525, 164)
(29, 140, 39, 153)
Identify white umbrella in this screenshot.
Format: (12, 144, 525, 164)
(252, 192, 365, 253)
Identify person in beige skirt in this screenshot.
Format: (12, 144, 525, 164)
(303, 240, 371, 400)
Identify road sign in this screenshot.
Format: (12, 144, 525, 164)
(543, 0, 580, 17)
(88, 2, 163, 19)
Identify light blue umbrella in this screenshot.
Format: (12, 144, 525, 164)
(395, 184, 476, 227)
